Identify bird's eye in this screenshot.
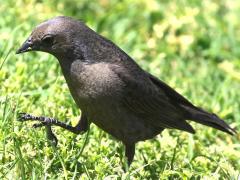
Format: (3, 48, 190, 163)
(42, 36, 54, 45)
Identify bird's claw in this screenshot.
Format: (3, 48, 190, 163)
(48, 134, 58, 147)
(32, 122, 46, 128)
(46, 126, 58, 147)
(17, 112, 58, 147)
(33, 123, 58, 147)
(17, 112, 33, 121)
(32, 123, 58, 146)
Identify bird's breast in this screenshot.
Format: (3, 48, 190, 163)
(62, 61, 123, 109)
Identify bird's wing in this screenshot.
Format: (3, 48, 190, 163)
(146, 72, 207, 112)
(110, 64, 195, 133)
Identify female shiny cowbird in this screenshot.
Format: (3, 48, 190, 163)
(16, 16, 236, 166)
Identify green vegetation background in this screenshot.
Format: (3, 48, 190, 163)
(1, 0, 240, 179)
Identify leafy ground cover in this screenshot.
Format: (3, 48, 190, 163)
(0, 0, 240, 179)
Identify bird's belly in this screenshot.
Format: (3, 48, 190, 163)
(85, 101, 162, 143)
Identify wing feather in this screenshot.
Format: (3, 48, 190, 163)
(110, 64, 195, 133)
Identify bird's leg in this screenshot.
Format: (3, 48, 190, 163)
(125, 143, 135, 167)
(45, 125, 58, 147)
(18, 112, 89, 134)
(31, 122, 58, 146)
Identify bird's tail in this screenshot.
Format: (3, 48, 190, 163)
(182, 105, 237, 135)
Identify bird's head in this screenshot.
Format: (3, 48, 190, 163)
(16, 16, 86, 58)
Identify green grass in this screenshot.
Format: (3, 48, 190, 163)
(1, 0, 240, 179)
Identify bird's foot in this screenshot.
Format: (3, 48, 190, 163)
(17, 112, 37, 121)
(17, 112, 58, 147)
(17, 112, 55, 125)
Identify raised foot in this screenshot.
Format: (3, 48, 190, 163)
(17, 112, 58, 147)
(17, 112, 36, 121)
(17, 112, 55, 125)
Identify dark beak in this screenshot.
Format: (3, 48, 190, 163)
(16, 38, 33, 54)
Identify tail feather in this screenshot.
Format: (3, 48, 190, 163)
(147, 73, 237, 135)
(182, 105, 237, 135)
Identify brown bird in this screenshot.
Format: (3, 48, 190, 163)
(16, 16, 236, 166)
